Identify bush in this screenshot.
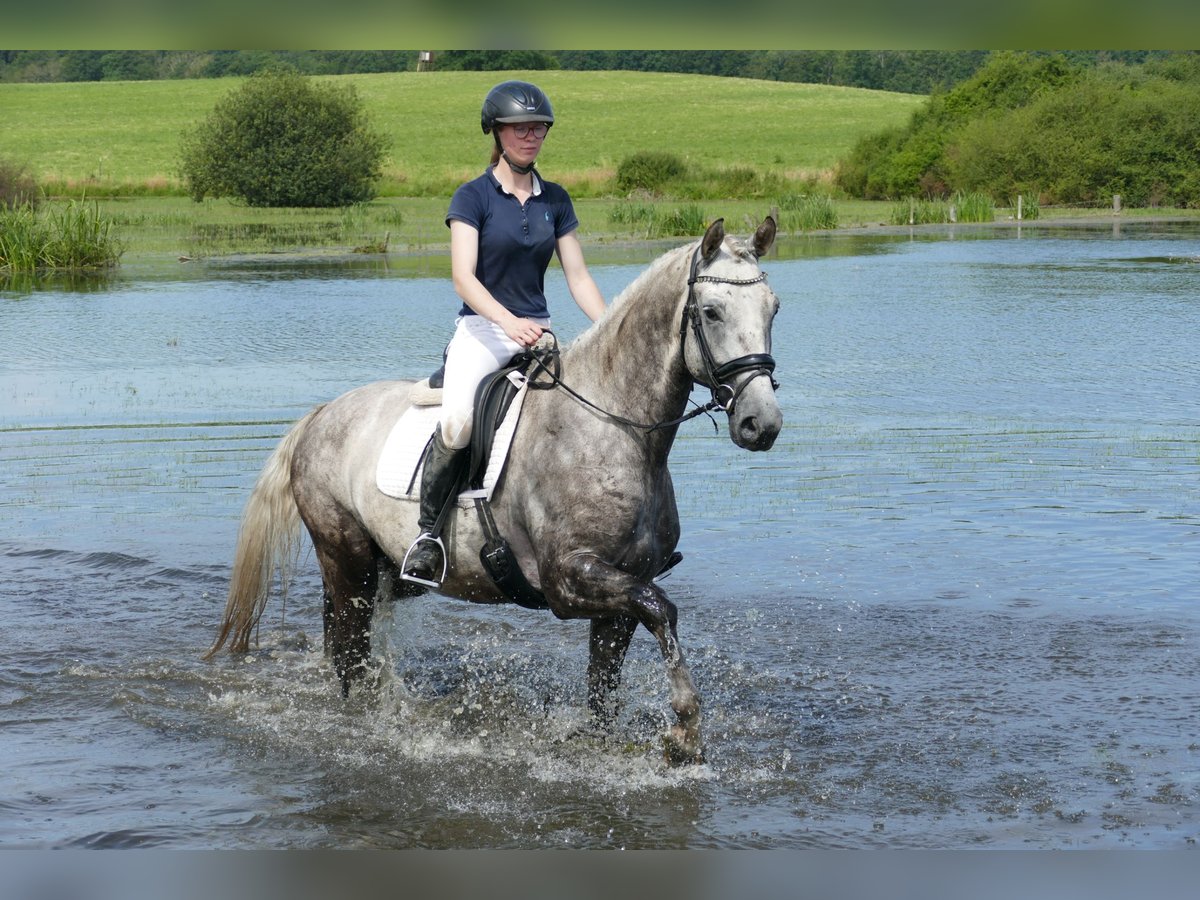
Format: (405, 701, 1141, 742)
(178, 69, 389, 207)
(947, 75, 1200, 207)
(836, 52, 1080, 199)
(0, 160, 39, 210)
(616, 151, 687, 194)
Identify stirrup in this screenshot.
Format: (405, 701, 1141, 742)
(400, 532, 447, 588)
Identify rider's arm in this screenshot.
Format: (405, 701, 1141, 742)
(449, 219, 544, 348)
(556, 231, 606, 323)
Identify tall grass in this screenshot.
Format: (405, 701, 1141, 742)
(652, 205, 707, 237)
(1013, 192, 1040, 220)
(607, 200, 707, 238)
(890, 197, 951, 225)
(0, 201, 123, 272)
(778, 193, 839, 231)
(953, 191, 995, 223)
(1, 159, 40, 210)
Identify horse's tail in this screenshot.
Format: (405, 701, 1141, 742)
(202, 405, 325, 659)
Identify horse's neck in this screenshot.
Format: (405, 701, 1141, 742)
(561, 249, 693, 433)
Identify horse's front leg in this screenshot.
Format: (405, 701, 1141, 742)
(546, 554, 703, 765)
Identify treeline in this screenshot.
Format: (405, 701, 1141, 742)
(0, 51, 419, 82)
(1, 49, 1184, 95)
(836, 51, 1200, 207)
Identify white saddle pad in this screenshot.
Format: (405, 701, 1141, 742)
(375, 376, 529, 504)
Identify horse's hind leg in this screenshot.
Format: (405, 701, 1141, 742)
(308, 519, 380, 697)
(546, 556, 703, 765)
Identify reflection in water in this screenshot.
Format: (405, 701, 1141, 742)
(1, 223, 1199, 847)
(1, 268, 120, 297)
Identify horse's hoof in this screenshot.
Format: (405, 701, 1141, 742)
(662, 726, 705, 767)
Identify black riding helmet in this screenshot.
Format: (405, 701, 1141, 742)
(481, 80, 554, 134)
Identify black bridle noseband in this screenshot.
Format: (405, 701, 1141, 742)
(526, 242, 778, 433)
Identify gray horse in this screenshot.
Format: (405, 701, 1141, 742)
(205, 216, 782, 765)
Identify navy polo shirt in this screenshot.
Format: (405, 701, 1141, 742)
(445, 168, 579, 320)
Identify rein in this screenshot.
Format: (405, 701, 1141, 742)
(526, 243, 778, 434)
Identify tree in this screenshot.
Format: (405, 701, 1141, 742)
(178, 69, 389, 208)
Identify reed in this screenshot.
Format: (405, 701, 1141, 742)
(1014, 192, 1041, 220)
(0, 200, 123, 272)
(778, 193, 839, 232)
(890, 197, 951, 225)
(651, 204, 708, 238)
(953, 191, 996, 223)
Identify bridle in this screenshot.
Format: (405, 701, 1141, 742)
(680, 242, 779, 416)
(527, 242, 779, 433)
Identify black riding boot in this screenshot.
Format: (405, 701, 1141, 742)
(404, 429, 467, 583)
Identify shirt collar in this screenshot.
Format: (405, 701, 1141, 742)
(489, 166, 542, 197)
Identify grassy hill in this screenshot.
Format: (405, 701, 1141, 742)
(2, 70, 924, 197)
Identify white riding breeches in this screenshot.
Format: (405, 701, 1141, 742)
(439, 314, 550, 449)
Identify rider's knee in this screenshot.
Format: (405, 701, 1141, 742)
(440, 414, 473, 450)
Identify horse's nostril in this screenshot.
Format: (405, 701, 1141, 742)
(739, 416, 760, 440)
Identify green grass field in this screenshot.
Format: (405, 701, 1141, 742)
(1, 70, 925, 196)
(8, 71, 1193, 265)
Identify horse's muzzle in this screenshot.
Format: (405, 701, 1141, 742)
(734, 410, 781, 451)
(729, 376, 782, 451)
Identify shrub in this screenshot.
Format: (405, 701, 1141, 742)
(836, 52, 1081, 199)
(178, 69, 389, 207)
(0, 160, 39, 210)
(615, 151, 687, 194)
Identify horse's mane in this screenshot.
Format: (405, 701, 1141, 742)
(566, 240, 695, 358)
(567, 233, 757, 358)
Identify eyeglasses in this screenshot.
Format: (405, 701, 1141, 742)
(509, 123, 549, 139)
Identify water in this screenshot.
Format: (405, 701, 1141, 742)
(2, 223, 1198, 848)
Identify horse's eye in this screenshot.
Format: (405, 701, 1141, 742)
(702, 306, 722, 323)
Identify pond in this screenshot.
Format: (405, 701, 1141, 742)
(1, 221, 1198, 848)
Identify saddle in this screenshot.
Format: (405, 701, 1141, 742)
(412, 349, 552, 610)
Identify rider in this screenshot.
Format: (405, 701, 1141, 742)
(404, 79, 607, 584)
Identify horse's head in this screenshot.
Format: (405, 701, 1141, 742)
(681, 217, 782, 451)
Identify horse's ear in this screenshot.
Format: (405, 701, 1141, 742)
(701, 218, 725, 263)
(753, 215, 777, 259)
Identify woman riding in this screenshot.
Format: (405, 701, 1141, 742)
(404, 79, 607, 584)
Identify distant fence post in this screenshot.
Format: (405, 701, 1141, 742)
(1017, 195, 1023, 221)
(1113, 194, 1122, 215)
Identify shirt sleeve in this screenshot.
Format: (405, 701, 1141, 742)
(550, 185, 579, 238)
(446, 180, 484, 230)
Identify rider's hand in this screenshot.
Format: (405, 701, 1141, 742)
(504, 316, 544, 348)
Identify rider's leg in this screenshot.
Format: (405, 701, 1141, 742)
(404, 315, 513, 582)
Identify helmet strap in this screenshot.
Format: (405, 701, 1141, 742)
(501, 150, 536, 176)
